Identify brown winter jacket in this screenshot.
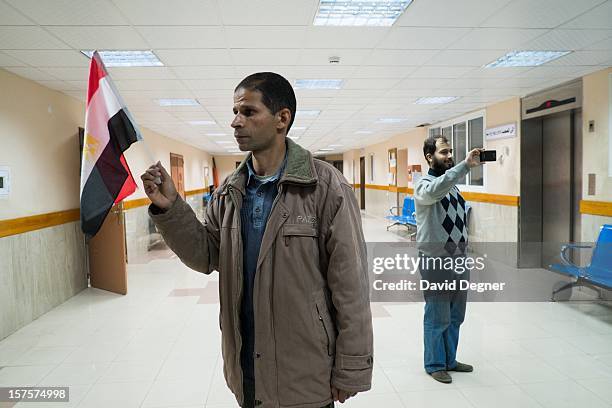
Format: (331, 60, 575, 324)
(149, 139, 373, 408)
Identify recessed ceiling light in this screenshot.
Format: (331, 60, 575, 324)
(415, 96, 460, 105)
(295, 79, 344, 89)
(206, 133, 227, 137)
(81, 50, 163, 67)
(296, 110, 321, 117)
(158, 98, 200, 107)
(484, 50, 571, 68)
(313, 0, 413, 26)
(377, 118, 407, 124)
(188, 120, 216, 126)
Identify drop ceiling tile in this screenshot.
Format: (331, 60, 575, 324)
(521, 29, 612, 50)
(112, 0, 221, 25)
(292, 65, 357, 78)
(365, 49, 438, 66)
(107, 67, 177, 80)
(584, 36, 612, 50)
(114, 79, 187, 91)
(172, 66, 237, 79)
(136, 26, 226, 48)
(36, 80, 79, 91)
(396, 0, 511, 27)
(218, 0, 317, 25)
(0, 51, 27, 67)
(5, 0, 128, 25)
(4, 66, 59, 81)
(231, 49, 300, 65)
(155, 49, 233, 66)
(233, 65, 294, 79)
(462, 67, 533, 79)
(0, 1, 33, 25)
(226, 26, 307, 48)
(425, 49, 520, 67)
(395, 77, 453, 89)
(0, 27, 70, 49)
(547, 50, 612, 65)
(185, 78, 241, 91)
(482, 0, 604, 28)
(380, 27, 472, 50)
(562, 0, 612, 29)
(409, 66, 475, 79)
(304, 27, 388, 49)
(350, 66, 416, 78)
(45, 26, 149, 49)
(38, 66, 88, 81)
(514, 65, 597, 78)
(448, 28, 547, 50)
(2, 50, 89, 67)
(343, 78, 401, 90)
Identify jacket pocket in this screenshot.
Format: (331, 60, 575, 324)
(315, 297, 336, 357)
(282, 223, 318, 246)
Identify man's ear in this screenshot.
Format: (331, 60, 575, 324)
(425, 153, 432, 165)
(276, 108, 292, 132)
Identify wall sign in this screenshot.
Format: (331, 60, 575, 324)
(485, 122, 516, 141)
(0, 166, 10, 199)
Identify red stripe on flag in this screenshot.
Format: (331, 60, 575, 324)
(114, 154, 137, 204)
(86, 52, 107, 106)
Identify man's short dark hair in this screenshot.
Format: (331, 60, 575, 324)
(423, 135, 449, 163)
(235, 72, 297, 133)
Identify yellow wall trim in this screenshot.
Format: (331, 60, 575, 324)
(580, 200, 612, 217)
(0, 188, 209, 238)
(353, 184, 518, 206)
(0, 209, 80, 239)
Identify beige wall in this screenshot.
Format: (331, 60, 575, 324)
(0, 67, 214, 221)
(0, 68, 84, 220)
(582, 67, 612, 202)
(124, 129, 212, 200)
(581, 67, 612, 241)
(214, 154, 246, 184)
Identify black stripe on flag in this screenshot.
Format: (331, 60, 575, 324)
(108, 109, 139, 153)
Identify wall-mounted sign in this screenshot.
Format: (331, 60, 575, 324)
(0, 166, 10, 199)
(485, 123, 516, 141)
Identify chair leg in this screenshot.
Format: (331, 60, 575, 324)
(551, 281, 578, 301)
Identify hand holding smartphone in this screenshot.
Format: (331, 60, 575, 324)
(479, 150, 496, 162)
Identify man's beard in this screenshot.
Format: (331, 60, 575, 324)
(432, 156, 454, 174)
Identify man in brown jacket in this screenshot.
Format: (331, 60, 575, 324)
(141, 72, 373, 408)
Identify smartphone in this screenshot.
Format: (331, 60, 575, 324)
(479, 150, 496, 162)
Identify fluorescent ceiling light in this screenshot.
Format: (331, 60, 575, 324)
(319, 148, 334, 151)
(377, 118, 407, 124)
(206, 133, 227, 136)
(188, 120, 216, 126)
(415, 96, 460, 105)
(81, 50, 163, 67)
(295, 79, 344, 89)
(158, 98, 200, 107)
(484, 50, 571, 68)
(296, 110, 321, 117)
(313, 0, 413, 26)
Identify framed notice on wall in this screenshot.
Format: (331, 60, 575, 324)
(0, 166, 10, 199)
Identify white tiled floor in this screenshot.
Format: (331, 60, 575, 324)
(0, 213, 611, 407)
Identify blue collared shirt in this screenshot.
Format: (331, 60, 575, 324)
(239, 153, 286, 382)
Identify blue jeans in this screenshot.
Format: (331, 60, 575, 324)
(420, 258, 468, 374)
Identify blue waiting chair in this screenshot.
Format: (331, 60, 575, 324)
(550, 224, 612, 300)
(386, 196, 417, 232)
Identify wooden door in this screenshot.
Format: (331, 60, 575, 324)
(88, 203, 128, 295)
(170, 153, 185, 199)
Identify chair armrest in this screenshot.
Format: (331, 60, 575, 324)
(560, 244, 592, 268)
(389, 206, 401, 216)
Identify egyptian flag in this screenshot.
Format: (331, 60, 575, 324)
(80, 51, 141, 237)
